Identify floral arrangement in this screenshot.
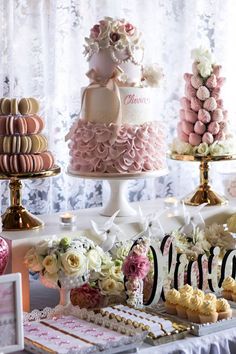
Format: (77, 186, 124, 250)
(24, 236, 106, 291)
(84, 17, 143, 64)
(122, 237, 151, 308)
(191, 46, 215, 78)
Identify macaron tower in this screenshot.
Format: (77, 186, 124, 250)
(0, 97, 54, 173)
(172, 47, 235, 156)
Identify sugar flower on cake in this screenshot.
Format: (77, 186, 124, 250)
(142, 63, 164, 87)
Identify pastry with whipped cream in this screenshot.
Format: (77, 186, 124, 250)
(221, 276, 235, 300)
(66, 17, 166, 175)
(171, 47, 235, 157)
(216, 298, 232, 320)
(199, 300, 218, 324)
(165, 288, 180, 315)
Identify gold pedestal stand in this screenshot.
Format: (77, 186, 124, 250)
(169, 153, 236, 206)
(0, 166, 61, 231)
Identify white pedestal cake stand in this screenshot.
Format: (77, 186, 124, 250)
(68, 169, 168, 217)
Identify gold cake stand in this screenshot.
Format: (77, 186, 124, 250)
(0, 165, 61, 231)
(169, 153, 236, 206)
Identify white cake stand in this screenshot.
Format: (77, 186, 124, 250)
(68, 169, 168, 217)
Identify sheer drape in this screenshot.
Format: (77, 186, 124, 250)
(0, 0, 236, 214)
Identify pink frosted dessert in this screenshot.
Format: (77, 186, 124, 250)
(66, 17, 166, 175)
(172, 47, 235, 156)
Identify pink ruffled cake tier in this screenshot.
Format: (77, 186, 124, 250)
(68, 120, 166, 174)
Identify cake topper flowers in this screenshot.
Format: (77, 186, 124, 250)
(191, 46, 215, 78)
(84, 17, 144, 65)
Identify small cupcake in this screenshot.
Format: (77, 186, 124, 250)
(186, 296, 203, 323)
(221, 277, 235, 300)
(179, 284, 193, 296)
(232, 285, 236, 302)
(165, 288, 180, 315)
(192, 288, 205, 299)
(199, 300, 218, 324)
(216, 298, 232, 320)
(176, 293, 192, 319)
(204, 293, 217, 303)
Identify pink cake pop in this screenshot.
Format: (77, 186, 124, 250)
(191, 75, 203, 89)
(215, 130, 225, 141)
(217, 99, 224, 109)
(196, 86, 210, 101)
(198, 109, 211, 123)
(191, 97, 203, 112)
(211, 87, 220, 100)
(184, 73, 192, 82)
(194, 121, 206, 135)
(180, 97, 191, 109)
(217, 77, 226, 88)
(212, 108, 223, 122)
(192, 62, 199, 75)
(185, 109, 198, 123)
(203, 97, 217, 111)
(205, 74, 217, 89)
(208, 121, 220, 135)
(182, 121, 194, 135)
(189, 133, 202, 146)
(185, 84, 197, 98)
(202, 132, 214, 144)
(179, 109, 185, 120)
(213, 65, 222, 77)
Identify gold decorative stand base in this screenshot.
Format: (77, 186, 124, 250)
(169, 153, 236, 206)
(0, 166, 61, 231)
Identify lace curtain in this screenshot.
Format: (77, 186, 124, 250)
(0, 0, 236, 214)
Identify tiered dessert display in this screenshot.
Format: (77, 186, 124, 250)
(66, 17, 167, 216)
(0, 97, 60, 230)
(170, 47, 236, 206)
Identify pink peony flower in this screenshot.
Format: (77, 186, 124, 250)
(90, 24, 100, 39)
(123, 253, 150, 280)
(125, 23, 135, 35)
(70, 284, 104, 309)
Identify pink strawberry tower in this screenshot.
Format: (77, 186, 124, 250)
(173, 47, 235, 156)
(171, 47, 236, 206)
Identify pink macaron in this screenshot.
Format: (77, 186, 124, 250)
(41, 151, 54, 170)
(202, 132, 214, 144)
(0, 155, 5, 172)
(205, 74, 217, 89)
(194, 121, 206, 135)
(198, 109, 211, 124)
(191, 75, 203, 89)
(196, 86, 210, 101)
(0, 117, 6, 135)
(26, 116, 40, 134)
(180, 97, 191, 110)
(185, 84, 197, 99)
(189, 133, 202, 146)
(203, 97, 217, 112)
(17, 117, 27, 135)
(212, 108, 223, 122)
(182, 121, 194, 135)
(185, 109, 198, 123)
(208, 121, 220, 135)
(191, 97, 203, 112)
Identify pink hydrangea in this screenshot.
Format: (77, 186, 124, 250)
(122, 253, 150, 280)
(70, 284, 104, 309)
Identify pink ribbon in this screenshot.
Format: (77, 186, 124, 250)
(65, 67, 123, 141)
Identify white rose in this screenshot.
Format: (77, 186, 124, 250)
(115, 242, 132, 261)
(99, 278, 124, 295)
(61, 250, 87, 276)
(191, 47, 214, 64)
(173, 139, 193, 155)
(142, 63, 164, 87)
(42, 254, 59, 274)
(109, 265, 124, 282)
(87, 249, 102, 272)
(197, 59, 212, 78)
(24, 247, 43, 272)
(196, 142, 209, 156)
(209, 142, 225, 156)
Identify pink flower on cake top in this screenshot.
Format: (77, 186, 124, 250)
(67, 17, 166, 175)
(172, 47, 235, 156)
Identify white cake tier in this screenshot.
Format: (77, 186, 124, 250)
(81, 87, 158, 125)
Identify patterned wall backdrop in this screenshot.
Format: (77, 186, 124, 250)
(0, 0, 236, 214)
